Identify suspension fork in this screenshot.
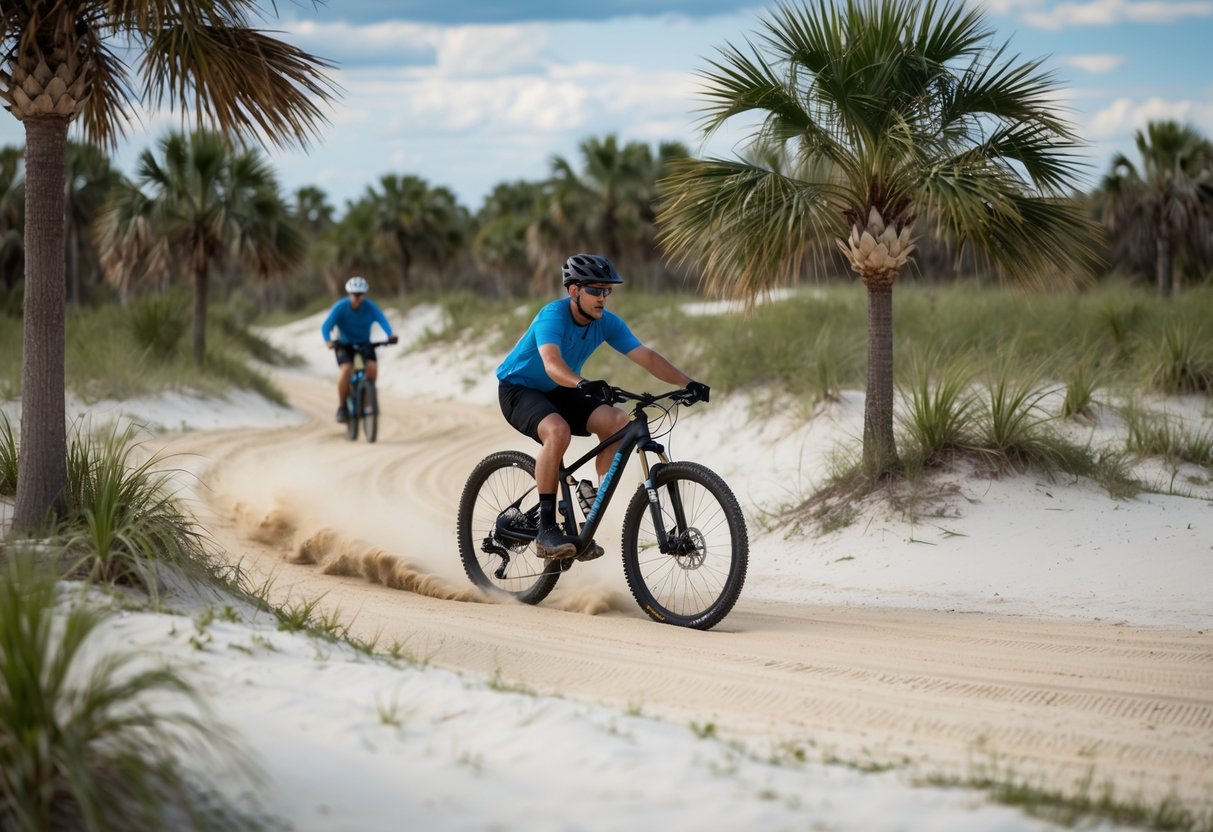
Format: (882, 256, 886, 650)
(638, 447, 689, 554)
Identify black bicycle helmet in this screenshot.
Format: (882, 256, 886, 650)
(561, 254, 624, 288)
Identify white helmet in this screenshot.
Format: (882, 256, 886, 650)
(345, 276, 369, 294)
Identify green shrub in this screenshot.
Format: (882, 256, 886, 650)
(128, 292, 190, 357)
(0, 555, 253, 831)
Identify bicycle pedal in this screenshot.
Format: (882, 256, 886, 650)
(576, 542, 605, 562)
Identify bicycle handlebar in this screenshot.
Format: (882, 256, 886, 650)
(331, 338, 398, 348)
(610, 385, 700, 408)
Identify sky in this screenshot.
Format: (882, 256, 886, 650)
(2, 0, 1212, 213)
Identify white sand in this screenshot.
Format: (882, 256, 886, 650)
(3, 297, 1210, 831)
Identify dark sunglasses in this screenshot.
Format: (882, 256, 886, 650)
(580, 285, 613, 297)
(350, 292, 365, 299)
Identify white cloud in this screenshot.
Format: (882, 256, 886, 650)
(436, 24, 550, 75)
(1063, 53, 1128, 72)
(974, 0, 1048, 14)
(1087, 95, 1213, 139)
(283, 19, 437, 66)
(1021, 0, 1213, 29)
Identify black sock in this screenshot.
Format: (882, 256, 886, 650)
(538, 493, 556, 531)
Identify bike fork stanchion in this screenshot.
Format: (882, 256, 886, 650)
(638, 451, 688, 554)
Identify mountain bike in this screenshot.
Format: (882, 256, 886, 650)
(340, 340, 392, 443)
(456, 386, 748, 630)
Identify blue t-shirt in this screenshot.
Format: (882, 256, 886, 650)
(496, 298, 642, 391)
(320, 297, 393, 345)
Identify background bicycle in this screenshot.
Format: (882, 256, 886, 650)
(456, 386, 748, 630)
(340, 339, 392, 443)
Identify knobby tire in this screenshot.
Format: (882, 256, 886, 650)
(361, 380, 379, 443)
(345, 384, 359, 441)
(620, 461, 747, 630)
(456, 450, 561, 605)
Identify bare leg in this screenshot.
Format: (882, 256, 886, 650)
(586, 405, 629, 480)
(337, 363, 353, 406)
(534, 413, 571, 493)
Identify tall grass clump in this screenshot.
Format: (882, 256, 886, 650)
(61, 421, 212, 601)
(1095, 292, 1146, 357)
(1060, 353, 1105, 421)
(973, 361, 1074, 473)
(0, 555, 254, 831)
(0, 411, 15, 496)
(1147, 324, 1213, 395)
(896, 350, 978, 466)
(1122, 403, 1213, 468)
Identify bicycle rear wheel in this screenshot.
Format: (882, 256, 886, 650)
(620, 461, 747, 630)
(360, 380, 379, 443)
(456, 450, 561, 605)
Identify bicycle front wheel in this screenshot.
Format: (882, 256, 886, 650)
(621, 461, 748, 630)
(360, 380, 379, 443)
(456, 450, 561, 605)
(345, 391, 359, 441)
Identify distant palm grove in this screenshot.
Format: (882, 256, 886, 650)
(2, 121, 1211, 316)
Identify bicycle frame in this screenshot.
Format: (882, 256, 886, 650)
(342, 340, 390, 413)
(550, 391, 692, 558)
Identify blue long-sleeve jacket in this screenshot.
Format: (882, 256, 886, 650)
(320, 298, 393, 345)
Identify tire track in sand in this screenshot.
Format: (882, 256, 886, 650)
(153, 373, 1213, 815)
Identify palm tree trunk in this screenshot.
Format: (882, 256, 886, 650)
(1156, 234, 1173, 297)
(12, 117, 70, 532)
(862, 282, 898, 473)
(193, 255, 208, 363)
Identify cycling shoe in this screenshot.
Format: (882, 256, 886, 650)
(534, 527, 577, 560)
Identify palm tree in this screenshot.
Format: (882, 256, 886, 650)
(100, 130, 296, 361)
(658, 0, 1100, 473)
(473, 179, 546, 297)
(549, 134, 654, 263)
(1, 1, 334, 531)
(1099, 120, 1213, 296)
(320, 197, 384, 296)
(366, 174, 467, 295)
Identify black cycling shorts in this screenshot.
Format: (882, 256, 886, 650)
(499, 382, 600, 443)
(334, 344, 377, 366)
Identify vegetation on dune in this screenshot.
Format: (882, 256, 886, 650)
(0, 554, 259, 831)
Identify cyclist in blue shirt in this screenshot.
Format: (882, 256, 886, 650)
(497, 254, 710, 560)
(321, 276, 398, 423)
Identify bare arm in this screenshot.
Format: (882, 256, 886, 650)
(538, 343, 584, 388)
(625, 346, 693, 387)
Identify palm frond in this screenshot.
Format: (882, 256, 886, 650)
(140, 19, 338, 149)
(658, 157, 844, 299)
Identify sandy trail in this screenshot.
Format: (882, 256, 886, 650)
(157, 372, 1213, 812)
